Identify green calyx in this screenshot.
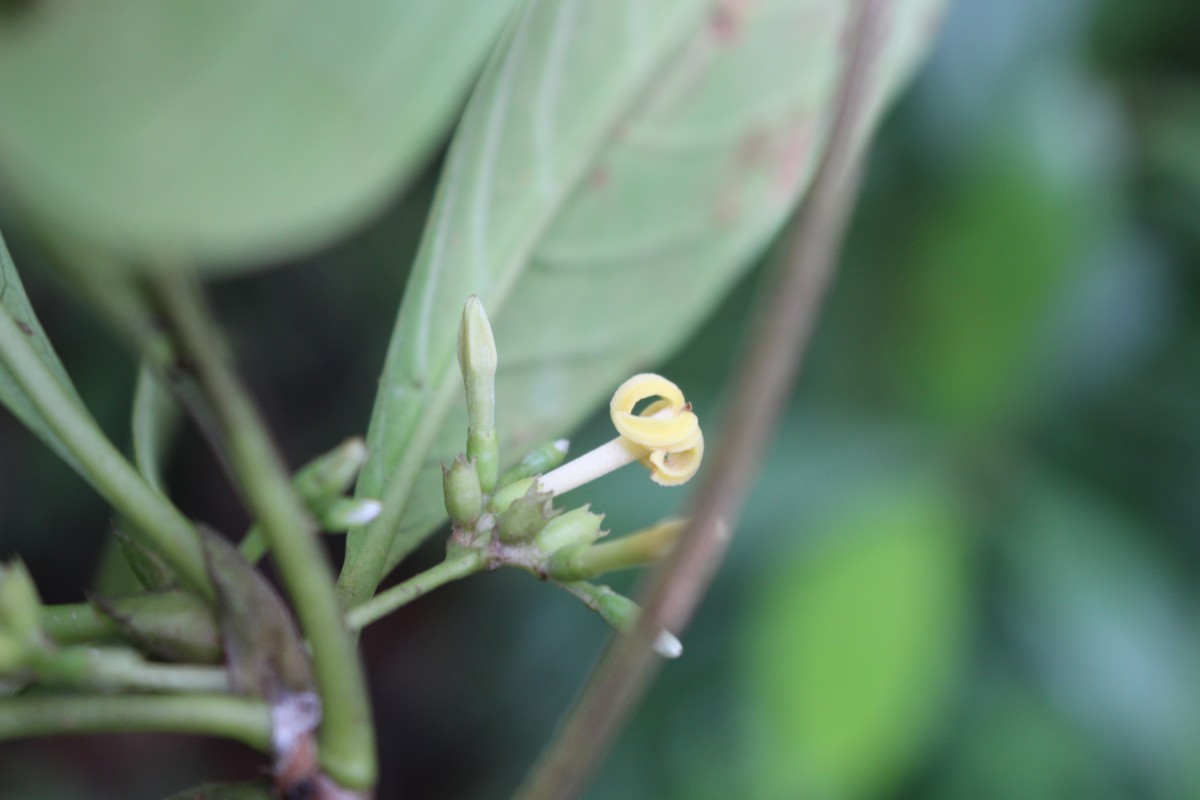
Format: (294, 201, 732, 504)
(443, 455, 484, 528)
(535, 506, 604, 556)
(498, 484, 557, 544)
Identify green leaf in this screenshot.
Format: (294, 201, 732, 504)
(0, 229, 83, 468)
(354, 0, 948, 576)
(741, 481, 969, 800)
(0, 0, 519, 268)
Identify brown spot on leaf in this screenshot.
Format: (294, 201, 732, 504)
(588, 165, 611, 190)
(15, 320, 32, 336)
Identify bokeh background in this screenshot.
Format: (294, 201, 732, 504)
(2, 0, 1200, 797)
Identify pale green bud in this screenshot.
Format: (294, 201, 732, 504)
(458, 297, 499, 492)
(535, 506, 604, 555)
(498, 484, 556, 544)
(294, 438, 369, 501)
(594, 587, 682, 659)
(443, 455, 484, 527)
(489, 477, 535, 515)
(498, 439, 570, 489)
(315, 497, 383, 531)
(0, 560, 42, 641)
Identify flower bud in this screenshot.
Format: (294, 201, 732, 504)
(498, 484, 556, 544)
(458, 297, 499, 492)
(0, 560, 42, 642)
(498, 439, 570, 488)
(594, 588, 682, 659)
(489, 477, 535, 515)
(443, 455, 484, 527)
(293, 438, 369, 501)
(314, 497, 383, 531)
(534, 506, 604, 555)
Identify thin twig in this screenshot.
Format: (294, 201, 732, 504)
(345, 551, 486, 631)
(515, 1, 887, 796)
(0, 694, 272, 750)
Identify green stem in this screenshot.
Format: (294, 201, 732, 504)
(0, 694, 271, 750)
(346, 552, 486, 631)
(148, 273, 375, 791)
(40, 603, 120, 645)
(0, 309, 211, 600)
(31, 647, 231, 693)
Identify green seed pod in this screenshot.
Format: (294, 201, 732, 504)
(0, 560, 42, 642)
(534, 506, 604, 555)
(498, 484, 556, 544)
(498, 439, 570, 488)
(443, 455, 484, 527)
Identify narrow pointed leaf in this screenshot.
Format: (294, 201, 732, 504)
(354, 0, 947, 571)
(0, 230, 83, 468)
(0, 0, 520, 269)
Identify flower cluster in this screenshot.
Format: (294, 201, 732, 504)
(442, 298, 704, 658)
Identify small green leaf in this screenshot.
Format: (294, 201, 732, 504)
(0, 229, 83, 468)
(355, 0, 948, 576)
(0, 0, 520, 268)
(742, 481, 969, 800)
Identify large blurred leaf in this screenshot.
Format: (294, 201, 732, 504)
(356, 0, 947, 569)
(0, 230, 83, 468)
(891, 153, 1096, 429)
(741, 482, 969, 800)
(0, 0, 519, 268)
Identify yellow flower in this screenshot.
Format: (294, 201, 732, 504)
(538, 374, 704, 496)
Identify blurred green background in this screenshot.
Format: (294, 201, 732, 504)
(2, 0, 1200, 798)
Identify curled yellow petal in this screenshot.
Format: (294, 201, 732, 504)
(643, 429, 704, 486)
(610, 374, 698, 450)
